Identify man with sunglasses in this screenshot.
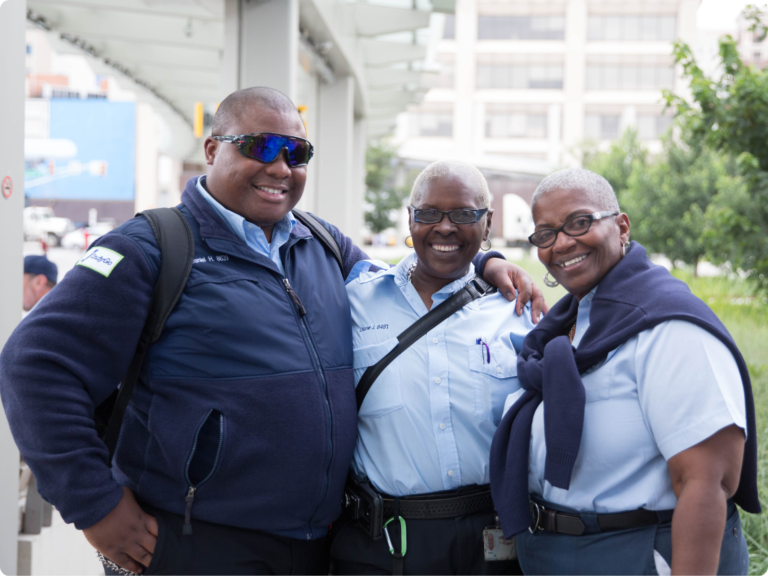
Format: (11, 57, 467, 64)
(0, 87, 545, 575)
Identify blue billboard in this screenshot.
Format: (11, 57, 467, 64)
(26, 99, 135, 201)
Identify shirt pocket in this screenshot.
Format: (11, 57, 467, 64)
(580, 348, 619, 402)
(468, 345, 520, 423)
(353, 337, 403, 418)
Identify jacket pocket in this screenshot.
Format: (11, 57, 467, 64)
(182, 409, 224, 535)
(468, 345, 520, 423)
(353, 337, 402, 418)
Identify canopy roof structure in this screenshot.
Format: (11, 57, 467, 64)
(26, 0, 452, 160)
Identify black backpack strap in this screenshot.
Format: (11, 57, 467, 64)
(102, 207, 195, 461)
(293, 209, 344, 275)
(356, 276, 496, 411)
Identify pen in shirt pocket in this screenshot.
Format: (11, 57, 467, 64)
(476, 338, 490, 364)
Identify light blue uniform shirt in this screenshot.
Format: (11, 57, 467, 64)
(346, 252, 536, 497)
(196, 176, 295, 275)
(504, 286, 747, 513)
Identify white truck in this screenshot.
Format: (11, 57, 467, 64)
(502, 193, 535, 248)
(23, 206, 75, 247)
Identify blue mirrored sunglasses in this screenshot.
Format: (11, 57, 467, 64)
(213, 132, 314, 167)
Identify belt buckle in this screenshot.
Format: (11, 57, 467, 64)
(529, 501, 543, 533)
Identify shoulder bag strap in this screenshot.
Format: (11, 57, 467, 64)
(102, 207, 195, 461)
(293, 209, 344, 275)
(356, 276, 496, 411)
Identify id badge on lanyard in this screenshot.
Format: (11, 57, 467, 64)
(483, 516, 516, 561)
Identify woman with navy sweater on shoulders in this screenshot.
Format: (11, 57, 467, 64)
(490, 168, 760, 575)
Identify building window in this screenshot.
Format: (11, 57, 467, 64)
(486, 106, 548, 138)
(409, 105, 453, 137)
(586, 64, 674, 90)
(754, 30, 765, 43)
(588, 15, 676, 41)
(477, 55, 564, 89)
(585, 114, 620, 139)
(754, 51, 762, 61)
(637, 115, 673, 139)
(443, 15, 455, 39)
(435, 54, 455, 89)
(477, 15, 565, 40)
(26, 44, 32, 55)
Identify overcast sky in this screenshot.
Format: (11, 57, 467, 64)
(698, 0, 766, 31)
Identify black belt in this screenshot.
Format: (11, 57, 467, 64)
(382, 486, 494, 520)
(529, 501, 674, 536)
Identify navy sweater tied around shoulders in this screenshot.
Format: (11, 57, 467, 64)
(489, 242, 761, 538)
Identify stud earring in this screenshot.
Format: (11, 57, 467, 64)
(543, 272, 560, 288)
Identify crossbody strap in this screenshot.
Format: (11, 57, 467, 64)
(356, 276, 496, 411)
(102, 207, 194, 461)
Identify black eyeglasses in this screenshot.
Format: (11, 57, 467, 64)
(528, 211, 618, 248)
(213, 132, 314, 167)
(411, 207, 489, 225)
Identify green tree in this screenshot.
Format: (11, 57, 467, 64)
(665, 10, 768, 290)
(582, 129, 648, 204)
(622, 139, 731, 271)
(364, 142, 410, 234)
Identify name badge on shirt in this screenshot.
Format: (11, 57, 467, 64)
(483, 528, 516, 561)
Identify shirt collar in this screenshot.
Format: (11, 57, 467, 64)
(195, 176, 295, 242)
(392, 252, 476, 296)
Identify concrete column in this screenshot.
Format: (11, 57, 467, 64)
(562, 0, 587, 166)
(0, 0, 25, 573)
(350, 118, 366, 245)
(222, 0, 299, 100)
(316, 76, 357, 242)
(134, 103, 159, 213)
(547, 104, 562, 166)
(620, 105, 637, 135)
(453, 0, 477, 156)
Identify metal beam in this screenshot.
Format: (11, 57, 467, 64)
(27, 3, 224, 50)
(363, 40, 427, 67)
(351, 4, 431, 37)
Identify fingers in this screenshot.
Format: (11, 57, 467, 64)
(512, 273, 533, 315)
(529, 283, 549, 324)
(107, 551, 146, 575)
(130, 539, 154, 569)
(145, 513, 159, 539)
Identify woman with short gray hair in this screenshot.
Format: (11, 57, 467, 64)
(490, 168, 758, 574)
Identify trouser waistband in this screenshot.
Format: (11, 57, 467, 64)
(529, 498, 674, 536)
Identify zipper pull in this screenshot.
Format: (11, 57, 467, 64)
(183, 486, 196, 535)
(283, 279, 307, 316)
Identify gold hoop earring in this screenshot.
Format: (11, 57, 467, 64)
(543, 272, 560, 288)
(404, 236, 413, 248)
(481, 239, 492, 252)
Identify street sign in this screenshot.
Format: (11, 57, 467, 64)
(1, 176, 11, 199)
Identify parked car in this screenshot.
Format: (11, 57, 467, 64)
(61, 222, 115, 250)
(23, 206, 75, 247)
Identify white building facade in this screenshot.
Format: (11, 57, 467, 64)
(395, 0, 700, 242)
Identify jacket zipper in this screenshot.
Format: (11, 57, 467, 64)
(282, 277, 333, 539)
(182, 409, 224, 535)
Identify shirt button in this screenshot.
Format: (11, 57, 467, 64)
(432, 338, 439, 344)
(434, 377, 441, 384)
(439, 423, 446, 430)
(447, 470, 454, 477)
(496, 366, 502, 373)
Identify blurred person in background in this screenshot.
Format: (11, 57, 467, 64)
(491, 168, 759, 575)
(1, 87, 545, 576)
(22, 254, 58, 312)
(331, 161, 534, 575)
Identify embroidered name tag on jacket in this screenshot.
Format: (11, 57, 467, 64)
(77, 247, 125, 277)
